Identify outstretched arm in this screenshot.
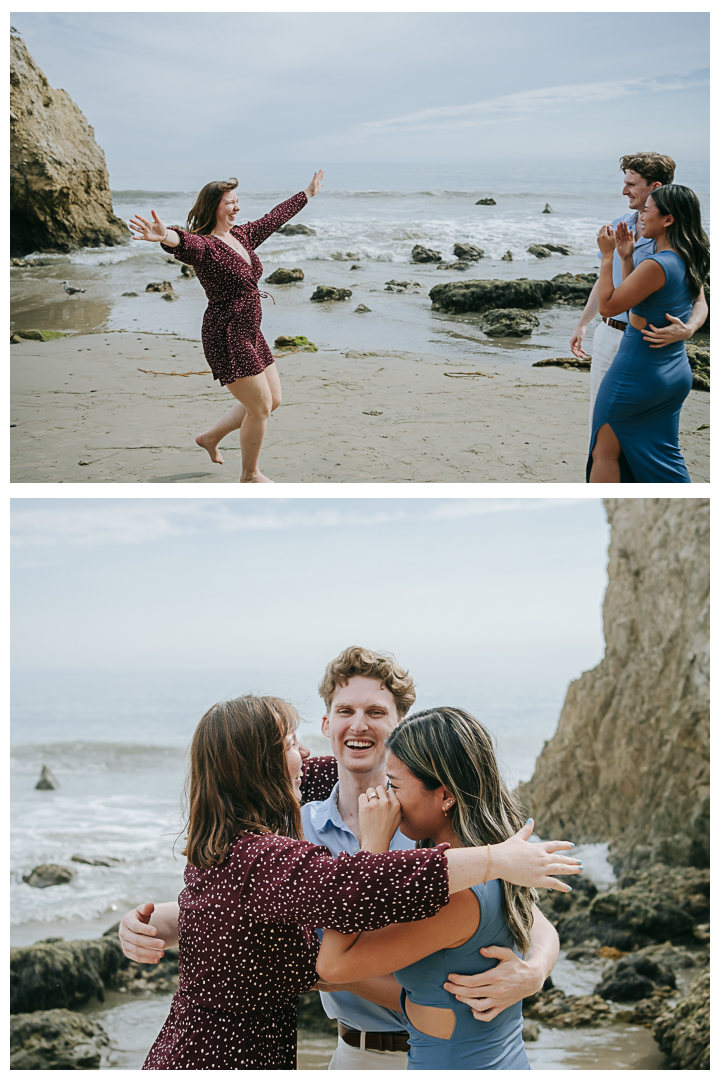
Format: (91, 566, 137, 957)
(118, 901, 179, 963)
(443, 905, 559, 1022)
(129, 211, 180, 249)
(642, 288, 709, 348)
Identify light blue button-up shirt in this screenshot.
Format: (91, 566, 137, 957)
(301, 782, 416, 1033)
(600, 210, 655, 325)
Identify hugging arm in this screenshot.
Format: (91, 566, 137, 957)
(642, 288, 708, 347)
(119, 901, 179, 963)
(444, 905, 558, 1022)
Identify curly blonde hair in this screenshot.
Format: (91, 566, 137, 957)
(318, 646, 416, 717)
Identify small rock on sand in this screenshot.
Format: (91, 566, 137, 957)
(479, 308, 541, 337)
(265, 267, 304, 284)
(145, 281, 174, 293)
(161, 292, 179, 302)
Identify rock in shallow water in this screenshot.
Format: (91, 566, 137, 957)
(310, 285, 352, 302)
(35, 766, 59, 790)
(429, 277, 554, 313)
(145, 281, 174, 293)
(22, 864, 77, 889)
(277, 223, 315, 236)
(595, 953, 675, 1001)
(10, 1008, 109, 1070)
(475, 197, 496, 205)
(479, 308, 540, 337)
(265, 267, 304, 284)
(411, 244, 442, 263)
(653, 969, 709, 1069)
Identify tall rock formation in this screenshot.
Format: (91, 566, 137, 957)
(518, 499, 709, 873)
(10, 32, 129, 256)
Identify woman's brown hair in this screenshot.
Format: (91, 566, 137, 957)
(386, 707, 536, 955)
(186, 178, 238, 235)
(182, 694, 304, 868)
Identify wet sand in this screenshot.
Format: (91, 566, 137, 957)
(10, 331, 709, 484)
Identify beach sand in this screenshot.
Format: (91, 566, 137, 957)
(10, 331, 709, 483)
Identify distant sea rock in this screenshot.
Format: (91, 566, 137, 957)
(478, 308, 540, 337)
(265, 267, 304, 284)
(10, 1009, 109, 1070)
(411, 244, 442, 263)
(310, 285, 352, 302)
(10, 34, 129, 256)
(527, 245, 552, 258)
(518, 499, 709, 874)
(475, 198, 496, 205)
(35, 765, 59, 790)
(277, 223, 315, 236)
(542, 203, 553, 213)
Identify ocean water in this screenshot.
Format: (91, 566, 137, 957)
(11, 160, 709, 361)
(10, 665, 613, 946)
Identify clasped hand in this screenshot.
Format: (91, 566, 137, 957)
(596, 224, 616, 255)
(358, 784, 401, 853)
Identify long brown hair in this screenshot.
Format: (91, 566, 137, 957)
(386, 707, 536, 955)
(650, 184, 710, 299)
(182, 694, 304, 868)
(186, 178, 238, 235)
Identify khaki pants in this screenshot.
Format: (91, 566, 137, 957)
(589, 318, 625, 437)
(327, 1035, 408, 1070)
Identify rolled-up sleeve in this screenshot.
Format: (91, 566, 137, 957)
(161, 227, 207, 269)
(241, 836, 450, 932)
(243, 192, 309, 250)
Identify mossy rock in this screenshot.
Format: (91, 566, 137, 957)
(273, 335, 317, 352)
(14, 329, 67, 341)
(10, 1008, 109, 1070)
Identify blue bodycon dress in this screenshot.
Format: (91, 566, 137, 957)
(587, 249, 694, 483)
(394, 881, 530, 1070)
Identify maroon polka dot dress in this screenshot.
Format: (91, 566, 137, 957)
(161, 191, 308, 386)
(142, 757, 450, 1071)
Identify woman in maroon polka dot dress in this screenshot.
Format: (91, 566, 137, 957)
(129, 171, 323, 482)
(137, 695, 580, 1070)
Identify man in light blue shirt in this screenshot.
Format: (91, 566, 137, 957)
(570, 152, 708, 433)
(309, 646, 561, 1070)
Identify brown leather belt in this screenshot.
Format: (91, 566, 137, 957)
(602, 316, 627, 331)
(338, 1020, 410, 1053)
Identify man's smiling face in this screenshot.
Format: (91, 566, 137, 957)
(321, 676, 400, 775)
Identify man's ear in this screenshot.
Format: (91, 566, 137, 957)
(321, 714, 331, 738)
(650, 181, 662, 191)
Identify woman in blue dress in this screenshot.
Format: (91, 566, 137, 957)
(588, 184, 709, 483)
(317, 708, 556, 1069)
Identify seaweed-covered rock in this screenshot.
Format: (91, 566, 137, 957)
(273, 335, 317, 352)
(23, 864, 77, 889)
(10, 34, 129, 256)
(538, 864, 709, 951)
(653, 969, 709, 1069)
(550, 272, 597, 304)
(145, 281, 174, 293)
(523, 987, 611, 1026)
(10, 937, 128, 1013)
(429, 277, 554, 314)
(595, 954, 675, 1001)
(479, 308, 540, 337)
(180, 264, 196, 278)
(265, 267, 304, 284)
(411, 244, 442, 263)
(277, 223, 315, 236)
(453, 243, 483, 261)
(310, 285, 352, 302)
(10, 1008, 109, 1070)
(475, 198, 496, 206)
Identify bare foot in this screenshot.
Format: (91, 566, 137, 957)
(196, 433, 223, 464)
(239, 471, 275, 483)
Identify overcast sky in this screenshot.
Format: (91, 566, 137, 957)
(12, 12, 708, 184)
(12, 498, 610, 713)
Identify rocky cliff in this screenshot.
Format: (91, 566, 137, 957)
(10, 32, 129, 256)
(518, 499, 709, 873)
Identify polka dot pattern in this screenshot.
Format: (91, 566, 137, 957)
(142, 760, 450, 1070)
(161, 191, 308, 386)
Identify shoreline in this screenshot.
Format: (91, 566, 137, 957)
(10, 331, 710, 483)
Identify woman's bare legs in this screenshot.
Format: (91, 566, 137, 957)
(589, 423, 622, 483)
(196, 364, 282, 476)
